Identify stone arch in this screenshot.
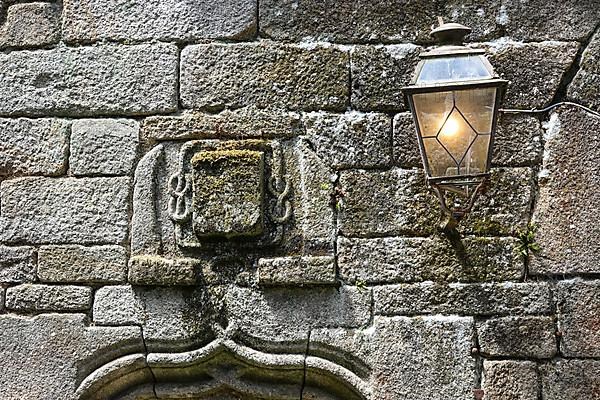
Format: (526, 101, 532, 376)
(76, 338, 371, 400)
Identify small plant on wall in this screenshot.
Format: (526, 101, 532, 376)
(517, 223, 541, 258)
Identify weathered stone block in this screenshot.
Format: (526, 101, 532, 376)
(0, 118, 69, 177)
(482, 361, 539, 400)
(70, 119, 139, 176)
(338, 168, 438, 237)
(0, 177, 130, 244)
(531, 110, 600, 275)
(482, 41, 579, 109)
(445, 0, 600, 42)
(556, 279, 600, 357)
(461, 167, 534, 236)
(225, 286, 371, 344)
(180, 43, 349, 111)
(63, 0, 256, 43)
(311, 316, 476, 400)
(191, 149, 264, 238)
(128, 256, 199, 286)
(94, 285, 145, 326)
(5, 284, 92, 312)
(372, 316, 475, 399)
(0, 43, 178, 116)
(392, 112, 421, 168)
(339, 167, 533, 237)
(258, 256, 336, 285)
(569, 30, 600, 111)
(477, 316, 556, 358)
(259, 0, 438, 43)
(338, 236, 523, 284)
(0, 313, 143, 399)
(0, 2, 60, 48)
(38, 245, 127, 284)
(0, 287, 4, 312)
(540, 360, 600, 400)
(134, 286, 214, 351)
(0, 246, 35, 284)
(493, 114, 543, 166)
(303, 111, 392, 169)
(142, 107, 303, 143)
(351, 44, 421, 111)
(374, 282, 552, 316)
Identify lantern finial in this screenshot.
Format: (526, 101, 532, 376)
(431, 18, 471, 45)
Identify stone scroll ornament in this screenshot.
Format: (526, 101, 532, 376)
(167, 140, 292, 248)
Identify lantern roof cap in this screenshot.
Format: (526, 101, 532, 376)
(430, 18, 471, 45)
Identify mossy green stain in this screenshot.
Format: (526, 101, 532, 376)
(191, 149, 265, 238)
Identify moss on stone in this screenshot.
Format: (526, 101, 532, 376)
(191, 149, 264, 238)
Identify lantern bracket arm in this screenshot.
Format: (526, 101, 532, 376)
(429, 178, 489, 233)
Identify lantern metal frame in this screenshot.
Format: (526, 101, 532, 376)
(402, 20, 508, 230)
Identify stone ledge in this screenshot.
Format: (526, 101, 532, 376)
(128, 256, 200, 286)
(258, 256, 336, 286)
(142, 107, 303, 143)
(374, 282, 552, 316)
(5, 284, 92, 312)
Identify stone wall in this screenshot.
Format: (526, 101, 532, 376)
(0, 1, 599, 399)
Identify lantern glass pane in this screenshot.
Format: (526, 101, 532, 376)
(413, 91, 454, 136)
(416, 55, 491, 84)
(411, 86, 497, 178)
(459, 134, 490, 175)
(455, 87, 497, 133)
(423, 137, 457, 177)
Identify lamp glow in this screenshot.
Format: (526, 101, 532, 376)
(440, 116, 460, 138)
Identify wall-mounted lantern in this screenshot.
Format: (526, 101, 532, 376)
(403, 18, 507, 231)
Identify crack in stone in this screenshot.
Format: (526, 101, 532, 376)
(550, 21, 600, 107)
(140, 325, 159, 400)
(299, 329, 311, 400)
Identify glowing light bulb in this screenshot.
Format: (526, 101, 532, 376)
(440, 116, 460, 138)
